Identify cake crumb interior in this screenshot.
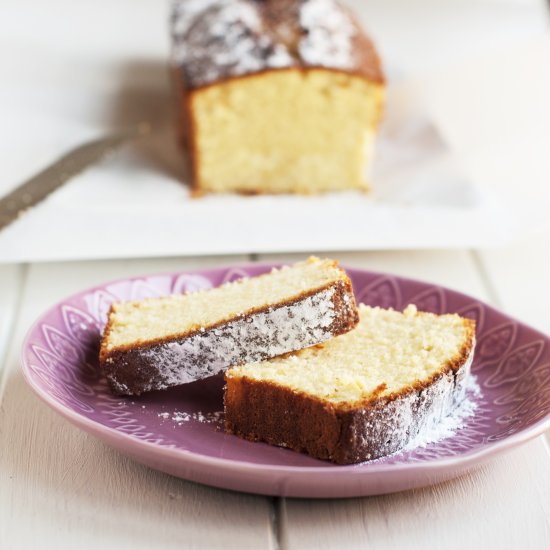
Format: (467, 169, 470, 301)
(192, 68, 384, 193)
(104, 258, 345, 351)
(228, 304, 473, 404)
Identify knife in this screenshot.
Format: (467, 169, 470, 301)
(0, 122, 150, 232)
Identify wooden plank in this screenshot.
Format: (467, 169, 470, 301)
(0, 256, 276, 550)
(280, 439, 550, 550)
(476, 232, 550, 336)
(258, 250, 550, 549)
(0, 264, 24, 379)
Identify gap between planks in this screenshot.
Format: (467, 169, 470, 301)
(0, 263, 28, 399)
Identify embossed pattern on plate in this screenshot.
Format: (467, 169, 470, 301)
(21, 265, 550, 497)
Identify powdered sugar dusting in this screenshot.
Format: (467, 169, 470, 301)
(403, 374, 481, 451)
(158, 410, 224, 426)
(106, 283, 354, 395)
(359, 353, 482, 464)
(171, 0, 294, 88)
(171, 0, 360, 88)
(140, 286, 337, 390)
(299, 0, 356, 69)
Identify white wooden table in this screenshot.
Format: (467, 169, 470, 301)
(1, 246, 550, 549)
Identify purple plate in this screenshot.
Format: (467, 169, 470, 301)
(21, 264, 550, 498)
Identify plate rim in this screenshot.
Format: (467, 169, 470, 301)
(20, 262, 550, 486)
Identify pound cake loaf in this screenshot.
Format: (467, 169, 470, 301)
(225, 304, 476, 463)
(100, 258, 358, 395)
(171, 0, 384, 194)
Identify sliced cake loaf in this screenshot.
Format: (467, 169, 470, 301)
(100, 258, 358, 395)
(225, 304, 476, 463)
(171, 0, 384, 194)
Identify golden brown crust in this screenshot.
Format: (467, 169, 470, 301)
(171, 68, 199, 194)
(225, 376, 344, 461)
(184, 65, 383, 95)
(339, 4, 384, 84)
(224, 317, 476, 463)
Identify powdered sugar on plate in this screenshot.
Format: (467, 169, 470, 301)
(158, 410, 224, 426)
(155, 369, 481, 460)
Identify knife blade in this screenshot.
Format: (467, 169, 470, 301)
(0, 122, 150, 232)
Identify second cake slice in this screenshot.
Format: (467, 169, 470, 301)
(225, 304, 476, 463)
(100, 258, 358, 395)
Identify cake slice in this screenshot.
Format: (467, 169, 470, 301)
(100, 257, 358, 395)
(225, 304, 476, 463)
